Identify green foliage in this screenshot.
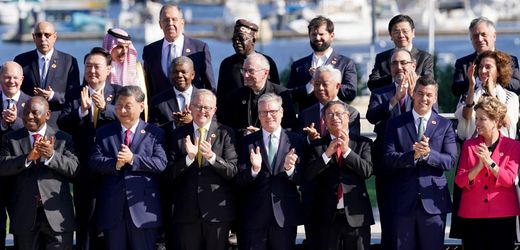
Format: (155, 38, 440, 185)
(434, 55, 459, 113)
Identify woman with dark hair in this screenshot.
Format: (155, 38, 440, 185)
(455, 96, 520, 250)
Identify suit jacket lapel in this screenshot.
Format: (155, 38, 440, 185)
(253, 132, 270, 173)
(273, 129, 290, 174)
(424, 112, 439, 139)
(19, 129, 32, 155)
(167, 93, 180, 113)
(325, 51, 339, 66)
(404, 113, 418, 142)
(207, 122, 219, 150)
(129, 120, 146, 152)
(30, 51, 41, 87)
(44, 51, 59, 88)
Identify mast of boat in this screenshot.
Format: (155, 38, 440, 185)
(427, 0, 435, 55)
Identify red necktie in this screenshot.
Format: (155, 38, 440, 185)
(336, 147, 343, 203)
(32, 134, 41, 146)
(400, 97, 406, 113)
(124, 129, 131, 147)
(320, 117, 326, 136)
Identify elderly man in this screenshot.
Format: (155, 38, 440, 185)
(0, 61, 31, 249)
(149, 56, 196, 127)
(306, 100, 374, 250)
(383, 76, 457, 250)
(236, 93, 306, 250)
(143, 4, 215, 100)
(57, 47, 120, 250)
(0, 96, 79, 250)
(13, 21, 81, 128)
(287, 16, 357, 111)
(452, 16, 520, 98)
(164, 89, 237, 250)
(216, 19, 280, 119)
(367, 14, 433, 91)
(90, 86, 167, 250)
(221, 53, 297, 137)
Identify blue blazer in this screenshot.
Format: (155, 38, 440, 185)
(236, 129, 305, 229)
(286, 51, 357, 110)
(90, 120, 167, 230)
(142, 36, 215, 99)
(383, 111, 458, 215)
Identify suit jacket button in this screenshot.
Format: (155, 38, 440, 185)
(484, 185, 488, 190)
(484, 198, 488, 203)
(198, 172, 202, 176)
(484, 173, 488, 177)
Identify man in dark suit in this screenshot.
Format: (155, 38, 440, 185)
(452, 16, 520, 98)
(164, 89, 237, 250)
(90, 86, 167, 250)
(221, 53, 297, 138)
(367, 14, 433, 91)
(57, 47, 120, 250)
(149, 56, 195, 127)
(383, 76, 458, 250)
(143, 4, 215, 100)
(236, 93, 305, 250)
(305, 100, 374, 250)
(13, 21, 81, 128)
(300, 65, 361, 139)
(0, 61, 31, 250)
(216, 19, 279, 120)
(286, 16, 357, 112)
(0, 96, 79, 250)
(365, 48, 418, 248)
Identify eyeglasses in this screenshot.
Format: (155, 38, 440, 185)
(324, 112, 348, 119)
(312, 81, 332, 88)
(391, 29, 412, 35)
(258, 108, 280, 117)
(160, 17, 182, 24)
(190, 104, 214, 112)
(241, 68, 265, 75)
(391, 60, 414, 67)
(33, 32, 54, 39)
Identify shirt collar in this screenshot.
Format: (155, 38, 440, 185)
(88, 83, 105, 94)
(262, 127, 282, 141)
(37, 48, 54, 60)
(173, 85, 193, 96)
(312, 47, 334, 64)
(412, 109, 432, 123)
(162, 34, 185, 50)
(29, 123, 47, 138)
(2, 91, 21, 103)
(319, 96, 340, 110)
(121, 120, 140, 134)
(193, 120, 211, 134)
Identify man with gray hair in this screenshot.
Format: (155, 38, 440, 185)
(149, 55, 196, 127)
(452, 16, 520, 98)
(220, 53, 297, 138)
(164, 89, 238, 250)
(236, 92, 306, 250)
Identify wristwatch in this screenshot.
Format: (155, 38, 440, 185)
(465, 101, 475, 108)
(489, 162, 496, 169)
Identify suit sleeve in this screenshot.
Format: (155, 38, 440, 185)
(383, 119, 416, 169)
(201, 43, 216, 91)
(57, 89, 83, 133)
(367, 54, 391, 91)
(46, 134, 79, 178)
(454, 140, 473, 189)
(235, 139, 257, 187)
(267, 56, 280, 84)
(51, 56, 80, 105)
(0, 135, 31, 176)
(506, 56, 520, 95)
(344, 139, 373, 178)
(452, 59, 468, 97)
(280, 90, 298, 131)
(423, 122, 458, 171)
(420, 52, 434, 78)
(131, 129, 167, 173)
(287, 63, 310, 104)
(338, 59, 357, 102)
(89, 132, 119, 176)
(209, 128, 238, 180)
(366, 92, 392, 125)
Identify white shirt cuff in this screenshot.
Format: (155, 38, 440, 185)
(284, 166, 295, 176)
(78, 107, 89, 118)
(305, 82, 314, 94)
(185, 155, 195, 166)
(48, 91, 55, 101)
(251, 168, 259, 178)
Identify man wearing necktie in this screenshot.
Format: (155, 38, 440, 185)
(164, 89, 237, 250)
(57, 47, 120, 250)
(305, 100, 374, 250)
(236, 93, 306, 250)
(149, 56, 195, 127)
(383, 76, 458, 250)
(0, 96, 79, 250)
(90, 86, 167, 250)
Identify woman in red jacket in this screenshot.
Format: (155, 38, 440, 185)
(455, 96, 520, 250)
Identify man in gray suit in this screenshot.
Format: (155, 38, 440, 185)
(0, 96, 79, 250)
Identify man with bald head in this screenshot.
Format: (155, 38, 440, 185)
(14, 21, 80, 129)
(0, 61, 31, 249)
(0, 96, 79, 250)
(143, 4, 215, 100)
(452, 16, 520, 98)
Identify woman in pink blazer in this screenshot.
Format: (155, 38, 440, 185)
(455, 96, 520, 250)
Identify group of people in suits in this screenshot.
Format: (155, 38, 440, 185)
(1, 2, 520, 250)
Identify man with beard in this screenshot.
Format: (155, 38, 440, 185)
(367, 14, 433, 91)
(216, 19, 279, 121)
(287, 16, 357, 111)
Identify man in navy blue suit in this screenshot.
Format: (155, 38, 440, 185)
(367, 14, 433, 91)
(57, 47, 120, 250)
(236, 93, 306, 250)
(452, 16, 520, 98)
(90, 86, 167, 250)
(383, 76, 458, 250)
(286, 16, 357, 112)
(143, 4, 215, 100)
(14, 21, 81, 128)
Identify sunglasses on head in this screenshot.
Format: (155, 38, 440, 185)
(33, 32, 54, 38)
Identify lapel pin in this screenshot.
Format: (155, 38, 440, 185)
(499, 152, 504, 157)
(106, 95, 113, 102)
(242, 100, 246, 104)
(211, 133, 216, 138)
(140, 129, 146, 134)
(21, 103, 25, 108)
(431, 120, 437, 125)
(51, 63, 57, 69)
(185, 48, 191, 54)
(331, 58, 337, 65)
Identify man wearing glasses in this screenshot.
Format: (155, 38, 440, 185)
(236, 93, 306, 250)
(367, 14, 433, 91)
(14, 21, 81, 129)
(220, 53, 297, 139)
(164, 89, 238, 250)
(305, 100, 374, 250)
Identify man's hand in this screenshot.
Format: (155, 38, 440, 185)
(406, 71, 418, 97)
(91, 89, 106, 110)
(2, 104, 17, 126)
(391, 82, 407, 107)
(467, 63, 477, 89)
(27, 136, 43, 162)
(184, 135, 198, 160)
(172, 106, 193, 126)
(199, 137, 214, 160)
(34, 86, 53, 100)
(325, 138, 342, 158)
(283, 148, 298, 171)
(413, 136, 430, 160)
(250, 146, 262, 172)
(244, 126, 260, 136)
(116, 144, 133, 169)
(35, 136, 55, 159)
(80, 86, 92, 112)
(303, 122, 321, 141)
(337, 130, 350, 153)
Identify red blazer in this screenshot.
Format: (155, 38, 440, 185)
(455, 133, 520, 218)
